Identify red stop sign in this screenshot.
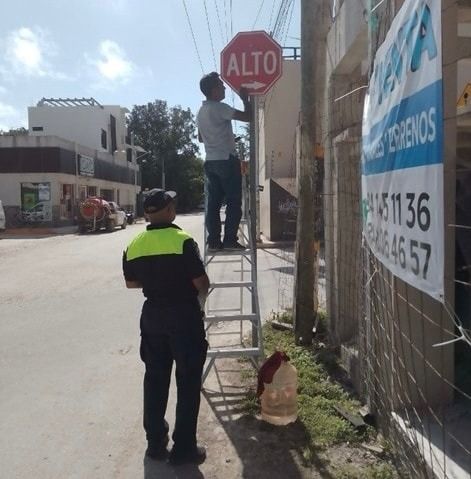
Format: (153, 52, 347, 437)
(220, 30, 282, 96)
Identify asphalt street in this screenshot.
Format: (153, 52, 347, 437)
(0, 212, 294, 479)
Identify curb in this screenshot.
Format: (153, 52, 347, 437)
(0, 227, 78, 237)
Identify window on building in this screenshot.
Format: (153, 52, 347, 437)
(110, 115, 117, 153)
(88, 186, 97, 197)
(101, 129, 107, 149)
(32, 126, 43, 131)
(126, 148, 132, 162)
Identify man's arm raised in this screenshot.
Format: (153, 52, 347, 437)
(232, 87, 251, 122)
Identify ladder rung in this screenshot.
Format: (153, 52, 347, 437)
(208, 259, 248, 265)
(206, 249, 250, 256)
(206, 314, 257, 322)
(211, 281, 253, 288)
(207, 307, 242, 313)
(205, 331, 245, 336)
(220, 219, 248, 225)
(207, 347, 260, 358)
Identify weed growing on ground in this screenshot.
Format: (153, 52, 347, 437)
(239, 311, 398, 477)
(261, 320, 365, 448)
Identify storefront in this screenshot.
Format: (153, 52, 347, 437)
(0, 135, 140, 227)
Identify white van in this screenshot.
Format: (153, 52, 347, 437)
(0, 200, 5, 231)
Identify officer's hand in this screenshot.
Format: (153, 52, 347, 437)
(198, 293, 207, 312)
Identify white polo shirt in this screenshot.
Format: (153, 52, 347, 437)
(197, 100, 236, 161)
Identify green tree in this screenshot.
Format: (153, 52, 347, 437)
(127, 100, 204, 212)
(0, 127, 28, 136)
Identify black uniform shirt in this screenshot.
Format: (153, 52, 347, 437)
(122, 223, 205, 307)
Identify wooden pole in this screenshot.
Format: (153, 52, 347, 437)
(294, 0, 323, 345)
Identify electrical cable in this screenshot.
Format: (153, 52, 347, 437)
(230, 0, 233, 37)
(268, 0, 278, 34)
(214, 0, 227, 44)
(223, 0, 229, 42)
(182, 0, 205, 74)
(252, 0, 266, 29)
(203, 0, 218, 70)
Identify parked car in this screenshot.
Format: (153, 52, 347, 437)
(0, 200, 5, 231)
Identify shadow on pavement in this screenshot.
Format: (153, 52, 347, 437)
(143, 456, 204, 479)
(202, 362, 334, 479)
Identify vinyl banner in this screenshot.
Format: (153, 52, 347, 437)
(361, 0, 444, 301)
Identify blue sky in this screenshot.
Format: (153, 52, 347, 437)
(0, 0, 300, 132)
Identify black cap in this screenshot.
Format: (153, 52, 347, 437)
(143, 188, 177, 213)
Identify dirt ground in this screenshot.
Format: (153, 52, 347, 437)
(142, 358, 397, 479)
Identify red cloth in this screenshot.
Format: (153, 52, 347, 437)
(257, 351, 290, 397)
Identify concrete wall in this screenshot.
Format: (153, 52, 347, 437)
(259, 60, 301, 180)
(257, 59, 301, 240)
(28, 105, 128, 154)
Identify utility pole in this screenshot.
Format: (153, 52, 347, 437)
(294, 0, 324, 345)
(249, 95, 258, 347)
(161, 155, 166, 190)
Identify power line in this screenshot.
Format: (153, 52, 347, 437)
(252, 0, 266, 29)
(203, 0, 218, 70)
(268, 0, 278, 33)
(214, 0, 226, 44)
(182, 0, 205, 74)
(230, 0, 234, 37)
(223, 0, 229, 42)
(280, 0, 295, 44)
(272, 0, 293, 40)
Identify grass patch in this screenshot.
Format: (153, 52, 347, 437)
(237, 311, 398, 476)
(270, 309, 294, 325)
(261, 318, 366, 449)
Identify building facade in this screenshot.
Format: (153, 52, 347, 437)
(0, 98, 141, 227)
(256, 59, 301, 241)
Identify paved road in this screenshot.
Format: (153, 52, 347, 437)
(0, 213, 293, 478)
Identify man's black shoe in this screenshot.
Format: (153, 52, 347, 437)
(145, 435, 169, 461)
(168, 445, 206, 466)
(207, 242, 223, 253)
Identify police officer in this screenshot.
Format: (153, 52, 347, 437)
(122, 188, 209, 465)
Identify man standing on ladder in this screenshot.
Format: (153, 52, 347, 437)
(197, 72, 251, 252)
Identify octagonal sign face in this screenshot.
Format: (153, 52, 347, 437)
(221, 30, 282, 96)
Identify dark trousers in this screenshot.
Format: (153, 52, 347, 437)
(139, 301, 208, 452)
(204, 158, 242, 245)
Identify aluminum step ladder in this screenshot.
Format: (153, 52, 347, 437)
(202, 173, 263, 382)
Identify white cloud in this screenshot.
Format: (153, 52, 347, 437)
(0, 101, 26, 131)
(87, 40, 135, 87)
(0, 101, 18, 118)
(4, 27, 69, 79)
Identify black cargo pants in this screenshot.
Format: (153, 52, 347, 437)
(139, 300, 208, 452)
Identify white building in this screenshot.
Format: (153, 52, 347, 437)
(0, 98, 141, 226)
(256, 59, 301, 241)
